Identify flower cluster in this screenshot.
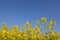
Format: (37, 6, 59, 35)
(0, 17, 60, 40)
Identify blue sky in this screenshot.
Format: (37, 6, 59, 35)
(0, 0, 60, 32)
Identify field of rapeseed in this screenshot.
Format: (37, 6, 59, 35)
(0, 17, 60, 40)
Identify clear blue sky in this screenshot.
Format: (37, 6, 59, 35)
(0, 0, 60, 32)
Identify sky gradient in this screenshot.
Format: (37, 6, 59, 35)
(0, 0, 60, 32)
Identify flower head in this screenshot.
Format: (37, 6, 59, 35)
(26, 21, 30, 25)
(41, 17, 46, 23)
(49, 20, 56, 25)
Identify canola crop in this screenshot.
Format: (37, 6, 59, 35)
(0, 17, 60, 40)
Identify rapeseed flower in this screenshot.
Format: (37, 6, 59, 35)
(41, 17, 46, 23)
(0, 17, 59, 40)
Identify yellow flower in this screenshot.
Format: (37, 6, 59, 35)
(41, 17, 46, 23)
(23, 30, 27, 33)
(49, 20, 56, 25)
(35, 25, 40, 31)
(0, 18, 58, 40)
(30, 28, 35, 35)
(27, 24, 32, 31)
(50, 30, 56, 36)
(13, 25, 18, 30)
(36, 20, 40, 25)
(26, 21, 30, 25)
(2, 30, 6, 35)
(49, 24, 53, 29)
(33, 35, 37, 40)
